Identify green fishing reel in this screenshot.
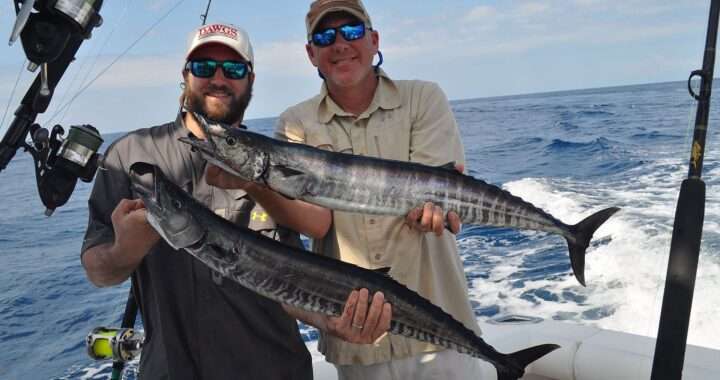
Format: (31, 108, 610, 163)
(86, 327, 144, 362)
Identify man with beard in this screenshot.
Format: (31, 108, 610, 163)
(80, 23, 391, 379)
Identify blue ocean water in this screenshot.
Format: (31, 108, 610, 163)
(1, 81, 719, 379)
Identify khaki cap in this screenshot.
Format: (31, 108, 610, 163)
(306, 0, 372, 40)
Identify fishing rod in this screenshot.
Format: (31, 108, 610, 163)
(0, 0, 105, 216)
(650, 1, 719, 379)
(201, 0, 213, 25)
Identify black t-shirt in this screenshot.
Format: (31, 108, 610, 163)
(82, 117, 313, 379)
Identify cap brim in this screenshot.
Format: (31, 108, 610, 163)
(308, 7, 370, 39)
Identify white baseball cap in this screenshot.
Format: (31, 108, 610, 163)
(185, 23, 254, 67)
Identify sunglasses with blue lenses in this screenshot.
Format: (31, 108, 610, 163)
(311, 23, 366, 47)
(185, 59, 250, 80)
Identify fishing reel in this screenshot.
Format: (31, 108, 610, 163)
(12, 0, 104, 52)
(11, 0, 104, 109)
(24, 123, 103, 215)
(86, 327, 144, 363)
(0, 1, 106, 214)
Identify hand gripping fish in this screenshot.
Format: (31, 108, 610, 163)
(129, 162, 559, 380)
(180, 113, 620, 286)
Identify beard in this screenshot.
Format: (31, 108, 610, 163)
(184, 82, 252, 125)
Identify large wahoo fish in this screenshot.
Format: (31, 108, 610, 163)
(181, 113, 620, 286)
(129, 162, 559, 380)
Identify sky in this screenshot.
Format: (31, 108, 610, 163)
(0, 0, 713, 133)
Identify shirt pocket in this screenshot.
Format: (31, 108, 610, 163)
(368, 113, 410, 161)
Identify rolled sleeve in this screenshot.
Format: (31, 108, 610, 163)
(81, 141, 132, 255)
(274, 109, 307, 143)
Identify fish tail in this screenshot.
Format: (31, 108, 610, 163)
(567, 207, 621, 286)
(497, 344, 561, 380)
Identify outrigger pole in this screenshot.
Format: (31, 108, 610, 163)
(200, 0, 213, 25)
(651, 1, 720, 379)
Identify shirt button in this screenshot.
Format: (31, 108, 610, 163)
(374, 253, 382, 260)
(368, 219, 376, 225)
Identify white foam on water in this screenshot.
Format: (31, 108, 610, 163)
(306, 340, 326, 363)
(78, 362, 114, 380)
(465, 162, 720, 350)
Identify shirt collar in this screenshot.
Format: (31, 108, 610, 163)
(316, 68, 402, 124)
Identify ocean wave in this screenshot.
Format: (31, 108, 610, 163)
(630, 130, 684, 141)
(544, 137, 619, 155)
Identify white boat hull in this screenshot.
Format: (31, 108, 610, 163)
(311, 316, 720, 379)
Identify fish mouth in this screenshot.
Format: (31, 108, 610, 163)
(178, 111, 232, 157)
(193, 111, 230, 138)
(129, 162, 169, 243)
(128, 162, 207, 250)
(178, 134, 216, 156)
(129, 162, 160, 211)
(178, 135, 244, 177)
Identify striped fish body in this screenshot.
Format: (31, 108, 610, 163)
(182, 113, 620, 285)
(130, 162, 559, 380)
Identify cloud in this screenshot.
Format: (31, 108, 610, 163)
(515, 2, 551, 18)
(378, 1, 701, 63)
(144, 0, 174, 12)
(73, 54, 184, 90)
(463, 5, 498, 24)
(572, 0, 702, 16)
(253, 40, 316, 78)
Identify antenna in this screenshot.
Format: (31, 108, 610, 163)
(201, 0, 213, 25)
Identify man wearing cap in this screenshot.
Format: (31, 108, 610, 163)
(274, 1, 484, 379)
(81, 22, 391, 379)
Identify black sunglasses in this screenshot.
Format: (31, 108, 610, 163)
(310, 23, 366, 47)
(185, 59, 250, 80)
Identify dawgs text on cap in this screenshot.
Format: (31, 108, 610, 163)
(186, 23, 254, 66)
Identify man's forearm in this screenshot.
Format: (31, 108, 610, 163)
(245, 184, 331, 239)
(282, 304, 328, 332)
(81, 243, 139, 287)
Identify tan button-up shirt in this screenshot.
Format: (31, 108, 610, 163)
(275, 70, 481, 365)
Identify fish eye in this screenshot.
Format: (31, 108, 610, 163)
(172, 200, 182, 209)
(226, 136, 237, 146)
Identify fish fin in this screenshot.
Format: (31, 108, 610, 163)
(436, 161, 457, 172)
(273, 164, 305, 177)
(373, 267, 392, 277)
(567, 207, 621, 286)
(497, 344, 560, 380)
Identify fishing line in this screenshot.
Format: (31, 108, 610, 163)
(45, 0, 187, 126)
(55, 0, 134, 125)
(0, 59, 27, 133)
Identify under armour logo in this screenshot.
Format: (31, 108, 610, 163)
(251, 211, 268, 222)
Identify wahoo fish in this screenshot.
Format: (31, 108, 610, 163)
(129, 162, 559, 380)
(181, 113, 619, 286)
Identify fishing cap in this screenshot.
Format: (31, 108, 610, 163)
(185, 23, 254, 66)
(306, 0, 373, 40)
